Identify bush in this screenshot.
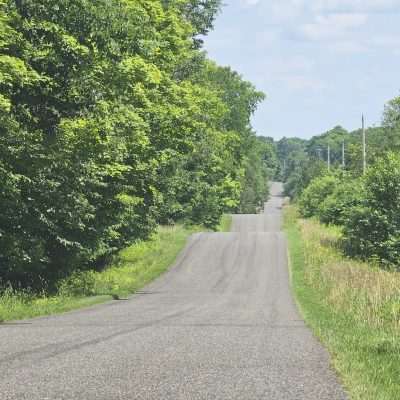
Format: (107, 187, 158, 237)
(319, 177, 364, 225)
(298, 174, 340, 218)
(343, 153, 400, 267)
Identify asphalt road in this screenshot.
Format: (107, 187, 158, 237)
(0, 182, 347, 399)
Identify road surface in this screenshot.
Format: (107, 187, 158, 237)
(0, 182, 347, 399)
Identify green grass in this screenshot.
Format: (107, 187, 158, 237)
(284, 205, 400, 400)
(217, 213, 233, 232)
(0, 291, 111, 322)
(0, 215, 232, 322)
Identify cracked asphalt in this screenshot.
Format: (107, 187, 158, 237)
(0, 182, 347, 399)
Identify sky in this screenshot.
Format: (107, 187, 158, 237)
(203, 0, 400, 139)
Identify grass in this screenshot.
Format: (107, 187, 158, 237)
(284, 205, 400, 400)
(0, 215, 232, 322)
(0, 291, 111, 322)
(217, 213, 233, 232)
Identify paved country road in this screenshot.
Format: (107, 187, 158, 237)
(0, 182, 347, 399)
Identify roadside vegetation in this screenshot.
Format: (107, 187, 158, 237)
(280, 92, 400, 398)
(278, 92, 400, 269)
(285, 206, 400, 400)
(0, 1, 276, 307)
(0, 216, 231, 321)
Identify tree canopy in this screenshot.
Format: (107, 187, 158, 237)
(0, 0, 276, 290)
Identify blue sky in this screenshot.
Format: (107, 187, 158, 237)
(203, 0, 400, 139)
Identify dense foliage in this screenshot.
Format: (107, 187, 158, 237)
(343, 153, 400, 265)
(318, 178, 363, 226)
(285, 93, 400, 269)
(298, 174, 339, 218)
(0, 0, 276, 290)
(239, 136, 277, 213)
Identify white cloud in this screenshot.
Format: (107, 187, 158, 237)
(249, 0, 398, 13)
(205, 0, 400, 138)
(311, 0, 398, 13)
(236, 1, 400, 56)
(329, 40, 368, 53)
(268, 1, 304, 22)
(298, 13, 368, 41)
(280, 75, 328, 91)
(269, 56, 316, 74)
(261, 56, 326, 92)
(240, 0, 261, 6)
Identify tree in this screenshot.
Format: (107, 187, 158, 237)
(298, 174, 339, 218)
(162, 0, 222, 46)
(343, 153, 400, 267)
(383, 95, 400, 129)
(0, 0, 271, 289)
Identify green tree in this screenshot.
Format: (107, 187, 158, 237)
(343, 153, 400, 267)
(0, 0, 271, 290)
(298, 174, 339, 218)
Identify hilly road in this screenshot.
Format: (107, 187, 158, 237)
(0, 182, 347, 399)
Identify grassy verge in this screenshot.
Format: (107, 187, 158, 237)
(0, 216, 232, 322)
(218, 213, 233, 232)
(284, 205, 400, 400)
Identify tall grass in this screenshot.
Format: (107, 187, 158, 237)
(284, 205, 400, 400)
(0, 288, 110, 322)
(0, 216, 232, 322)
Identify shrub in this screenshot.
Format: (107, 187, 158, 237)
(298, 174, 340, 218)
(319, 177, 364, 226)
(343, 153, 400, 267)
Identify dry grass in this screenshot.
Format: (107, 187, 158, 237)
(299, 218, 400, 330)
(285, 205, 400, 399)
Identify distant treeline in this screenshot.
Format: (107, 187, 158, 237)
(0, 0, 278, 290)
(279, 94, 400, 268)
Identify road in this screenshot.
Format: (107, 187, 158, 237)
(0, 182, 347, 399)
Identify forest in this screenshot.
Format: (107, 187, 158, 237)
(0, 0, 278, 292)
(278, 93, 400, 269)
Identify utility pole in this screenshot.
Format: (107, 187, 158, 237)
(327, 144, 331, 171)
(362, 114, 366, 175)
(342, 140, 345, 169)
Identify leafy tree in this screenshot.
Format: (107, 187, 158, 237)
(307, 126, 348, 167)
(0, 0, 272, 289)
(276, 137, 306, 178)
(298, 174, 339, 218)
(162, 0, 222, 47)
(343, 153, 400, 267)
(282, 148, 327, 199)
(319, 177, 364, 226)
(239, 136, 277, 213)
(383, 95, 400, 129)
(191, 61, 268, 214)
